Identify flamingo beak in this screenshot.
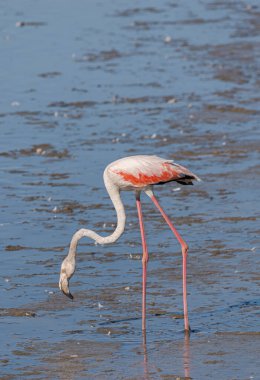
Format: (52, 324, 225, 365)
(59, 273, 74, 300)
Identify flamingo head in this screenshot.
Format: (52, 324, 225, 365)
(59, 257, 75, 300)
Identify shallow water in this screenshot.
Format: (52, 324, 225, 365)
(0, 0, 259, 379)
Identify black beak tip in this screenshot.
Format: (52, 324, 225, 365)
(67, 292, 74, 300)
(62, 289, 74, 300)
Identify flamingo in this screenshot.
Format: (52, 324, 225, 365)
(59, 155, 200, 332)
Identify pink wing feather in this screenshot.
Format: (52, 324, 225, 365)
(107, 155, 199, 188)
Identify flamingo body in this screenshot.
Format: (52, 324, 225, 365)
(59, 155, 200, 333)
(106, 155, 200, 190)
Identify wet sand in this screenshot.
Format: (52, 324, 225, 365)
(0, 0, 259, 379)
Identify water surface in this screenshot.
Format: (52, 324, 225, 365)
(0, 0, 259, 379)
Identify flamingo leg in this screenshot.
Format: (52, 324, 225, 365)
(136, 192, 149, 331)
(150, 194, 190, 333)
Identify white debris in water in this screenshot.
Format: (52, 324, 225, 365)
(129, 254, 141, 260)
(44, 290, 54, 295)
(98, 302, 104, 309)
(11, 101, 20, 107)
(36, 148, 46, 155)
(173, 187, 181, 192)
(151, 133, 157, 139)
(250, 247, 256, 251)
(167, 98, 177, 104)
(70, 354, 78, 358)
(222, 141, 226, 146)
(111, 95, 119, 103)
(47, 197, 52, 202)
(54, 111, 59, 118)
(4, 278, 10, 283)
(107, 330, 111, 336)
(52, 206, 58, 213)
(164, 35, 172, 43)
(125, 286, 130, 291)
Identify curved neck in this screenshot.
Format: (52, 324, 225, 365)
(68, 170, 126, 259)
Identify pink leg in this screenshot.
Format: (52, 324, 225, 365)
(151, 195, 190, 333)
(136, 193, 149, 331)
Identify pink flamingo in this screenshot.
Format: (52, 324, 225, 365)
(59, 155, 200, 332)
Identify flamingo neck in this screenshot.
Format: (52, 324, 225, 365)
(67, 171, 126, 259)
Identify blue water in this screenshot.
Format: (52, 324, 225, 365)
(0, 0, 259, 379)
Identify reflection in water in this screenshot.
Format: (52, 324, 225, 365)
(142, 331, 191, 380)
(142, 331, 150, 380)
(183, 333, 191, 379)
